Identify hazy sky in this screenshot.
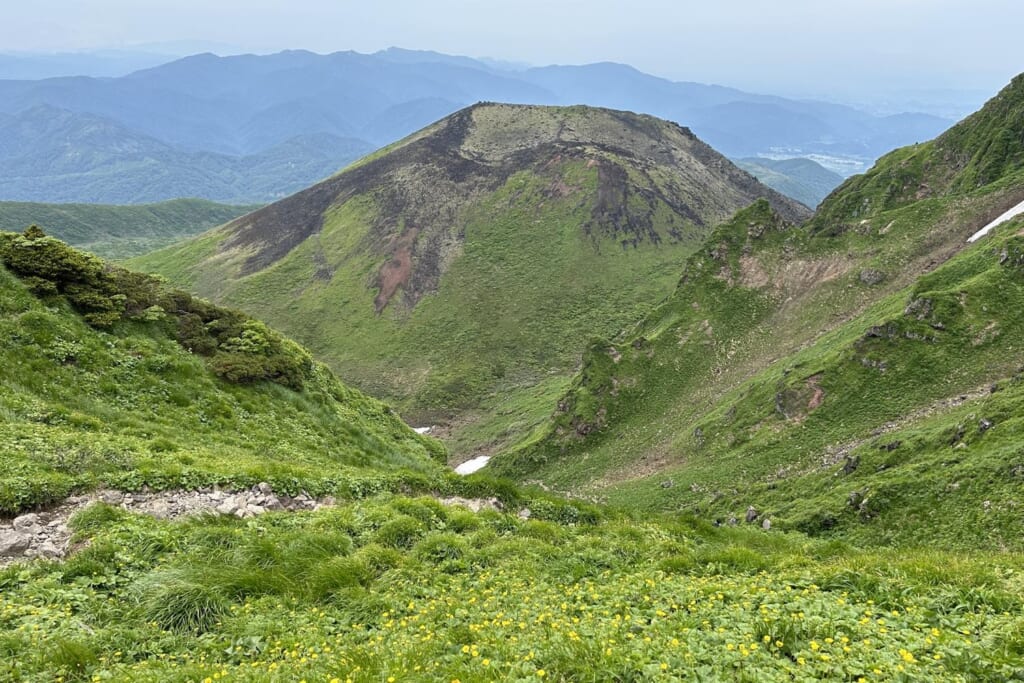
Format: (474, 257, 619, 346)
(2, 0, 1021, 99)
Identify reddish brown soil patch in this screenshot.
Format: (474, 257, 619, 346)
(374, 227, 420, 313)
(806, 374, 825, 410)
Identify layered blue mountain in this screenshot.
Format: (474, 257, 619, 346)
(0, 48, 951, 204)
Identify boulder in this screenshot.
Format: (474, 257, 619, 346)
(859, 269, 886, 286)
(0, 530, 30, 557)
(100, 491, 123, 505)
(12, 513, 41, 533)
(745, 506, 759, 523)
(216, 496, 244, 516)
(147, 500, 172, 519)
(33, 542, 61, 559)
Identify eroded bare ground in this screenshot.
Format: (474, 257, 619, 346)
(768, 382, 996, 484)
(0, 485, 505, 566)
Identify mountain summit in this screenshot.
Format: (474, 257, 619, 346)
(135, 103, 809, 450)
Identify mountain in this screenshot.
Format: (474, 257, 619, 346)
(2, 234, 1021, 683)
(490, 75, 1024, 550)
(132, 103, 809, 457)
(0, 198, 257, 259)
(3, 227, 1020, 683)
(734, 157, 844, 208)
(0, 105, 372, 203)
(0, 49, 952, 204)
(0, 49, 176, 79)
(517, 62, 951, 162)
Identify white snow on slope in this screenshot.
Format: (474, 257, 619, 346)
(454, 455, 491, 475)
(967, 199, 1024, 242)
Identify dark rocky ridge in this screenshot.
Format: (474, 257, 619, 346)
(218, 103, 810, 312)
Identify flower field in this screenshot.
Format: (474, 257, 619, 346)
(2, 495, 1021, 682)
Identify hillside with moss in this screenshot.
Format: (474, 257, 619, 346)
(491, 75, 1024, 551)
(132, 103, 809, 459)
(0, 227, 447, 512)
(0, 198, 258, 259)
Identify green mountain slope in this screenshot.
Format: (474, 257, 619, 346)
(734, 157, 844, 208)
(813, 72, 1024, 228)
(0, 228, 445, 512)
(132, 103, 809, 459)
(0, 198, 257, 259)
(492, 75, 1024, 551)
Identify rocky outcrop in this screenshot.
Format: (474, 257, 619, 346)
(1, 485, 511, 565)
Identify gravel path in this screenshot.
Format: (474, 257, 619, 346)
(0, 484, 503, 565)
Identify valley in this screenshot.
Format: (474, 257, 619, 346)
(0, 26, 1021, 683)
(131, 102, 808, 461)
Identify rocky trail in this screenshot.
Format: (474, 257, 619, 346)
(0, 484, 504, 566)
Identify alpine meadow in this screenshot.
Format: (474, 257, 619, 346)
(0, 6, 1022, 683)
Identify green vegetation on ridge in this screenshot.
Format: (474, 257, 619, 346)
(0, 228, 445, 512)
(492, 75, 1024, 553)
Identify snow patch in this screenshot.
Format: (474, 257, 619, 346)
(967, 199, 1024, 243)
(454, 455, 491, 475)
(413, 426, 433, 435)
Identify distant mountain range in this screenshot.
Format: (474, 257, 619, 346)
(0, 49, 176, 79)
(0, 105, 372, 204)
(0, 48, 952, 205)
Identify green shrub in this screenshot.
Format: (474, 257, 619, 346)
(47, 639, 98, 681)
(0, 227, 314, 390)
(413, 532, 467, 564)
(138, 572, 231, 633)
(308, 556, 373, 598)
(374, 515, 426, 549)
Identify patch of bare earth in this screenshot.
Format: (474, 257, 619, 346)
(374, 226, 420, 313)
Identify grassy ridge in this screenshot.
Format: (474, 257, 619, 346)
(0, 231, 445, 512)
(495, 199, 1024, 550)
(491, 74, 1024, 551)
(0, 198, 257, 260)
